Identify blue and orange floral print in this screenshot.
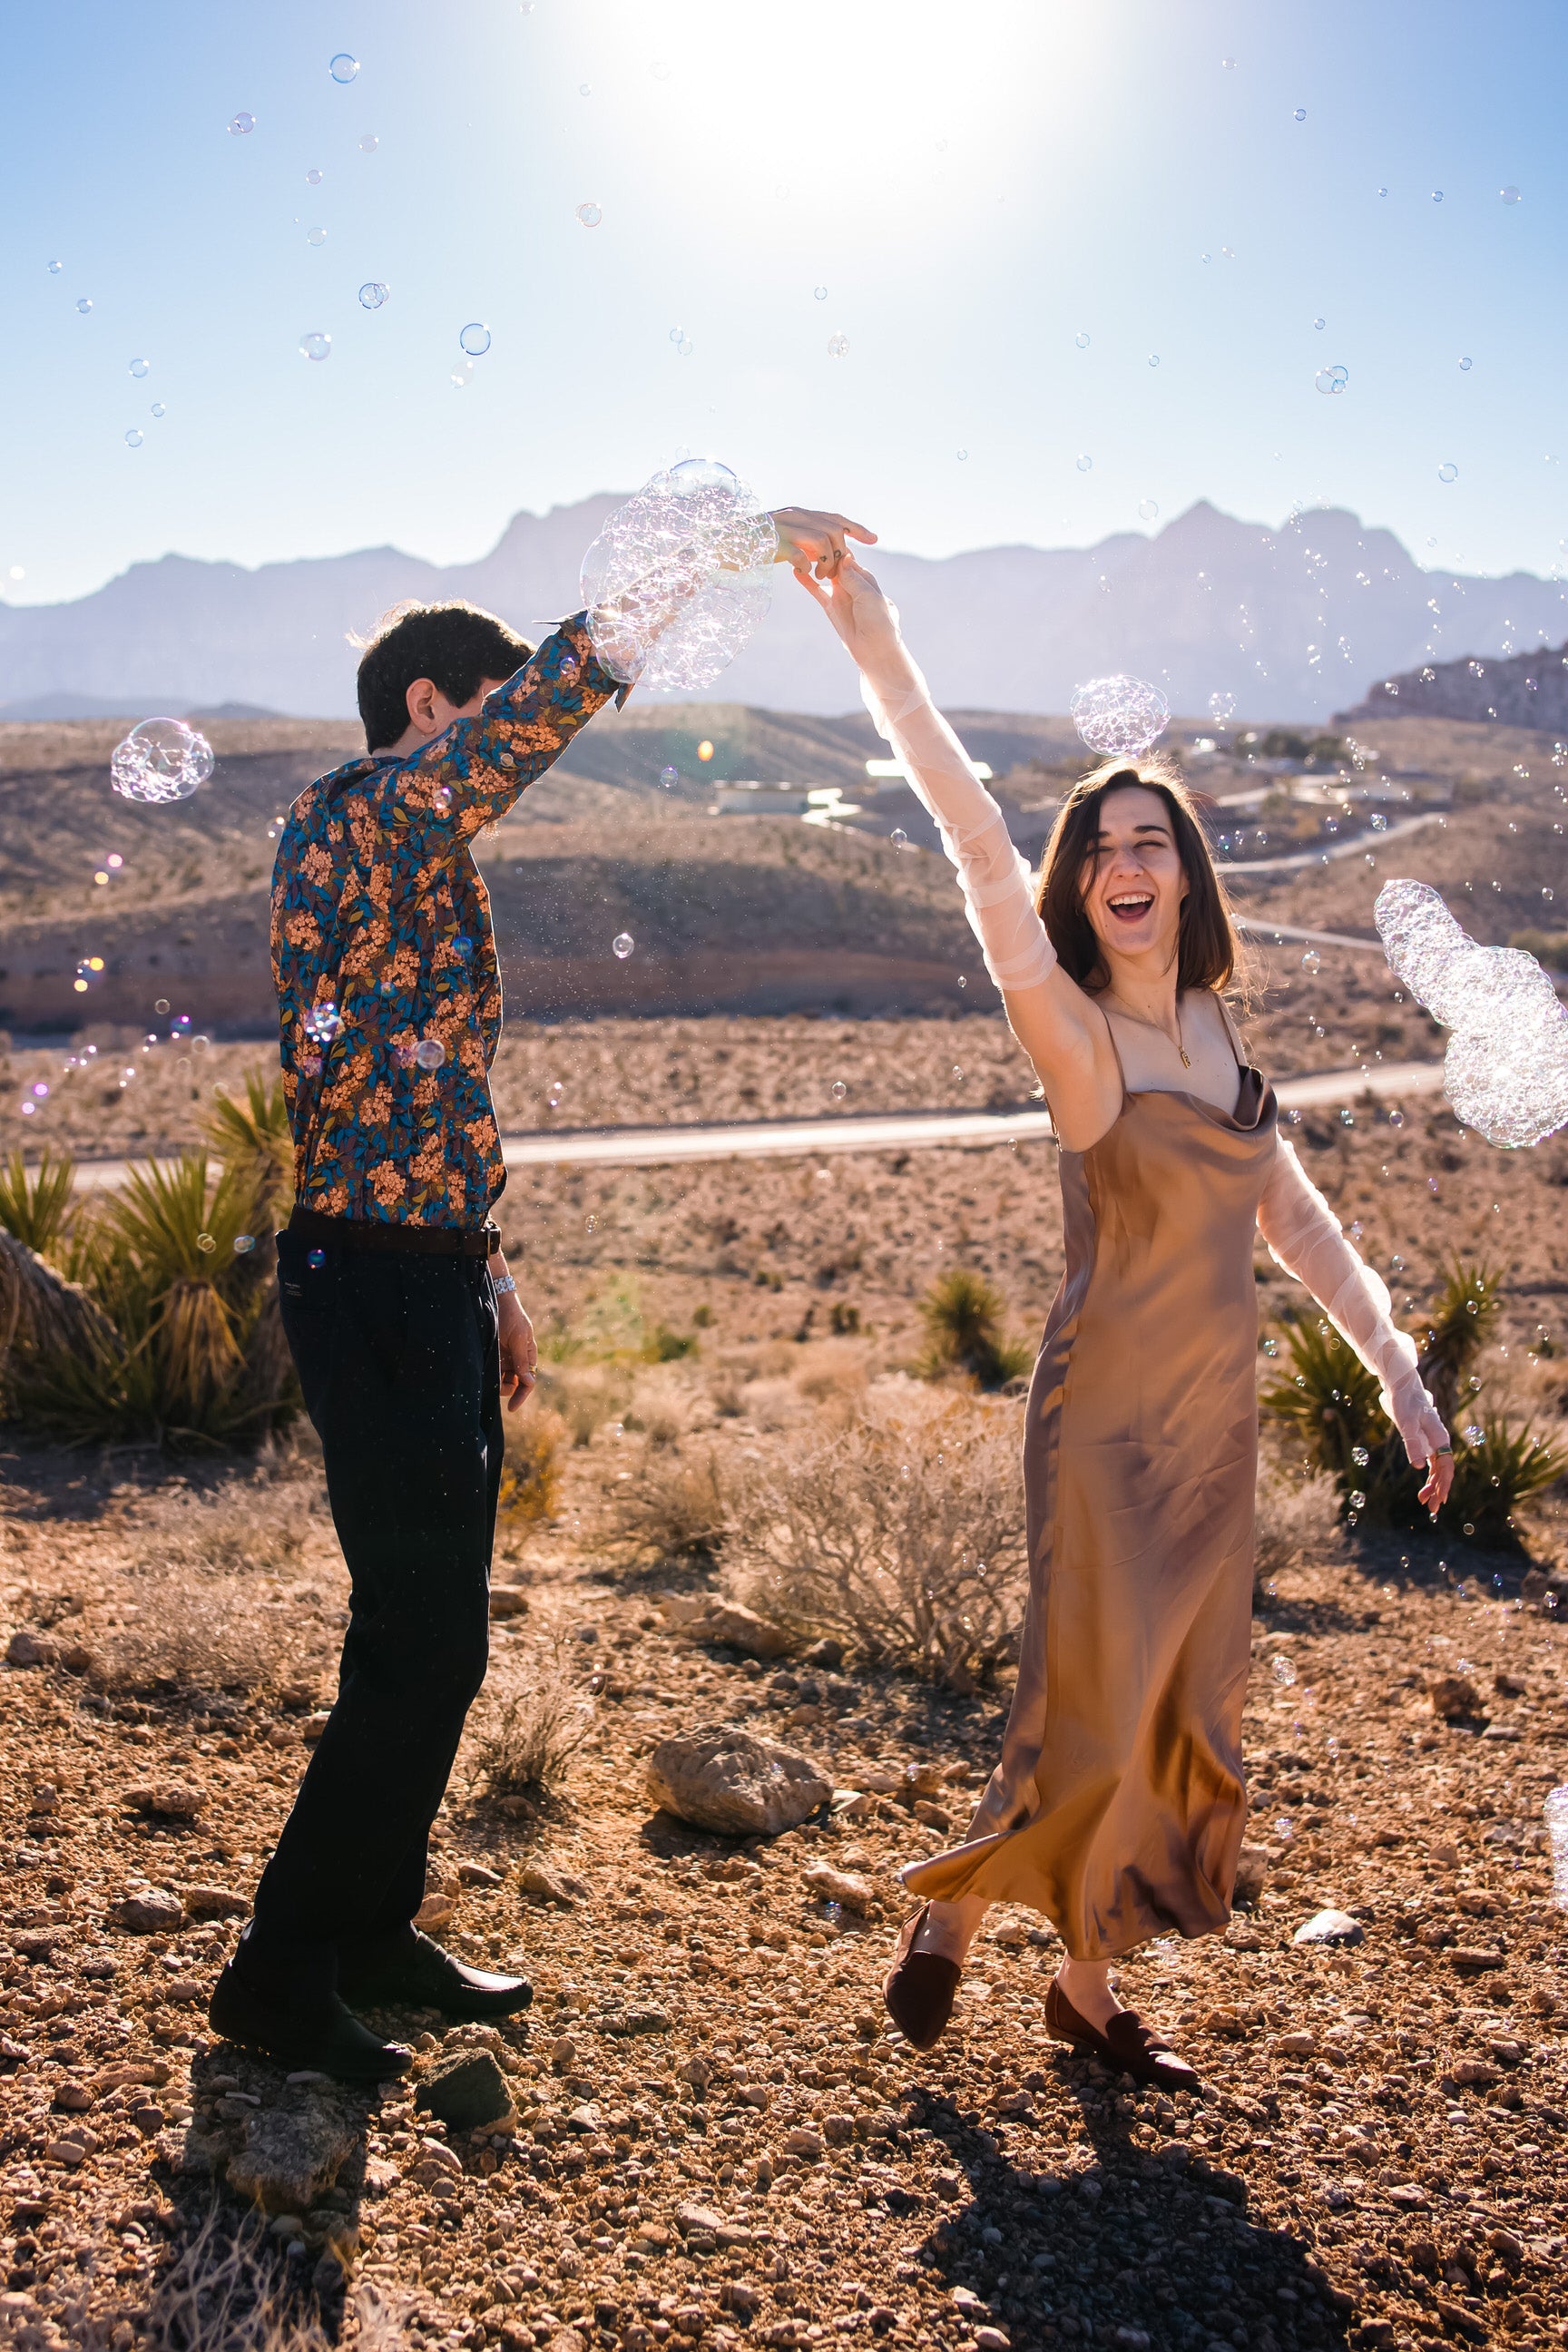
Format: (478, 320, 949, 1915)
(270, 614, 622, 1224)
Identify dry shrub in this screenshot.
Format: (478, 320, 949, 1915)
(600, 1441, 728, 1574)
(94, 1572, 322, 1702)
(497, 1407, 567, 1526)
(94, 1480, 333, 1700)
(727, 1385, 1027, 1690)
(146, 2203, 408, 2351)
(795, 1342, 870, 1413)
(542, 1363, 633, 1448)
(1254, 1460, 1342, 1594)
(140, 1479, 325, 1579)
(470, 1637, 596, 1797)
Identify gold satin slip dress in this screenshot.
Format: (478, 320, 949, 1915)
(906, 1029, 1278, 1960)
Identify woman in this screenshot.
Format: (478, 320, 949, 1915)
(800, 560, 1452, 2089)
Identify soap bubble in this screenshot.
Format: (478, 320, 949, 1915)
(576, 201, 603, 227)
(1459, 356, 1472, 371)
(234, 1234, 255, 1255)
(827, 333, 849, 358)
(308, 1249, 327, 1270)
(1148, 353, 1160, 367)
(1501, 185, 1521, 204)
(1315, 365, 1348, 396)
(1070, 675, 1170, 759)
(303, 1001, 342, 1044)
(1432, 190, 1443, 202)
(1313, 317, 1325, 330)
(124, 428, 143, 449)
(414, 1037, 446, 1072)
(1208, 690, 1235, 721)
(359, 132, 378, 152)
(1075, 454, 1093, 471)
(1272, 1655, 1297, 1686)
(229, 111, 255, 135)
(1437, 462, 1457, 483)
(129, 357, 150, 379)
(1301, 949, 1322, 975)
(1138, 499, 1159, 522)
(328, 52, 358, 82)
(581, 457, 778, 694)
(306, 225, 327, 246)
(1074, 331, 1089, 348)
(830, 1081, 848, 1100)
(1293, 106, 1306, 121)
(1375, 877, 1568, 1146)
(358, 280, 389, 309)
(546, 1082, 564, 1108)
(299, 330, 331, 362)
(612, 932, 634, 960)
(660, 766, 678, 789)
(890, 828, 908, 850)
(111, 718, 214, 804)
(306, 167, 323, 185)
(956, 448, 967, 461)
(459, 321, 491, 356)
(151, 402, 166, 418)
(814, 285, 828, 300)
(76, 298, 92, 315)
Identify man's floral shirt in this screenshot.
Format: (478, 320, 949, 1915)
(270, 615, 622, 1224)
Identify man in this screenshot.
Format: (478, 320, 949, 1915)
(210, 507, 872, 2080)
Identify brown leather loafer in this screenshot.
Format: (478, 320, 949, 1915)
(883, 1906, 961, 2050)
(1045, 1977, 1200, 2092)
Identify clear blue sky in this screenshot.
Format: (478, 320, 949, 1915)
(3, 0, 1563, 607)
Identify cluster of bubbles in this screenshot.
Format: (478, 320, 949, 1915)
(1208, 690, 1236, 721)
(1374, 878, 1568, 1147)
(359, 281, 389, 310)
(110, 718, 214, 803)
(1314, 363, 1349, 397)
(581, 457, 778, 694)
(1069, 675, 1171, 759)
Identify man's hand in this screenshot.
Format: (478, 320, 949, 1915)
(497, 1290, 539, 1414)
(769, 508, 877, 582)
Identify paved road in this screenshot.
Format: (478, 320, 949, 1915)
(1218, 809, 1443, 878)
(66, 1060, 1446, 1191)
(1235, 915, 1387, 954)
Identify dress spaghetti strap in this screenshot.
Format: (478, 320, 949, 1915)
(1098, 1004, 1132, 1103)
(1214, 994, 1248, 1071)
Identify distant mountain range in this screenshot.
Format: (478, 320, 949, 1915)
(1337, 634, 1568, 730)
(3, 495, 1564, 725)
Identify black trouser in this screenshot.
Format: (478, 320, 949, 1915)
(245, 1229, 501, 2000)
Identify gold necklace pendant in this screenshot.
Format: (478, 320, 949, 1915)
(1179, 1045, 1191, 1068)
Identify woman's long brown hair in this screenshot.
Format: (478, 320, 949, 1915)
(1034, 752, 1250, 1006)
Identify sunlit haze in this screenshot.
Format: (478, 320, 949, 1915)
(3, 0, 1563, 607)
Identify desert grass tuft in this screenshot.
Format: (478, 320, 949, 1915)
(469, 1636, 596, 1797)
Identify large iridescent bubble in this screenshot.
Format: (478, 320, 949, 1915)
(110, 717, 215, 804)
(1070, 674, 1171, 759)
(1374, 877, 1568, 1148)
(581, 458, 778, 693)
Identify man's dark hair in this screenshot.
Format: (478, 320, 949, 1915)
(353, 599, 534, 752)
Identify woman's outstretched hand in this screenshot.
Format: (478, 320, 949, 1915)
(769, 508, 877, 581)
(794, 554, 905, 671)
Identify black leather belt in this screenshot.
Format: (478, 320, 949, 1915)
(287, 1207, 501, 1259)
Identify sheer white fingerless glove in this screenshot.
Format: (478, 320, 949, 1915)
(1257, 1138, 1449, 1467)
(858, 643, 1057, 996)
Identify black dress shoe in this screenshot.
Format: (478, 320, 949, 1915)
(337, 1929, 534, 2021)
(209, 1964, 412, 2083)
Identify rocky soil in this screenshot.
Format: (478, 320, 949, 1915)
(1, 1397, 1566, 2352)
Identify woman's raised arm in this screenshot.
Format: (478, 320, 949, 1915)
(798, 561, 1118, 1132)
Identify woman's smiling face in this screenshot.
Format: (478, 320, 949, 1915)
(1077, 783, 1189, 967)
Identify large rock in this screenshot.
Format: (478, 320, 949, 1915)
(1292, 1908, 1364, 1947)
(225, 2101, 359, 2214)
(685, 1602, 799, 1661)
(416, 2050, 514, 2133)
(646, 1726, 831, 1838)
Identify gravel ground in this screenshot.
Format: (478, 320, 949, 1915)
(1, 1390, 1566, 2352)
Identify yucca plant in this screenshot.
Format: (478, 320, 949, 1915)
(0, 1149, 77, 1258)
(204, 1070, 293, 1216)
(10, 1152, 296, 1451)
(1262, 1255, 1563, 1550)
(916, 1266, 1034, 1391)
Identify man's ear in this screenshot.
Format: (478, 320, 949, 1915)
(404, 676, 441, 735)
